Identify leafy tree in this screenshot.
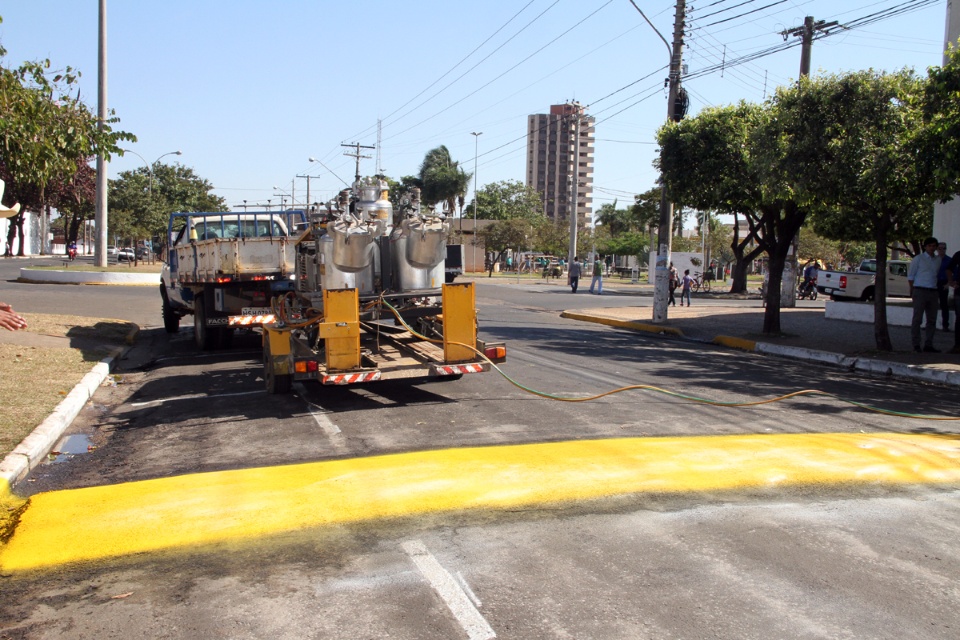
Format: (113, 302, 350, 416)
(418, 145, 471, 215)
(109, 162, 227, 261)
(656, 103, 766, 295)
(923, 41, 960, 200)
(0, 39, 135, 255)
(477, 218, 535, 277)
(787, 70, 930, 350)
(471, 180, 543, 221)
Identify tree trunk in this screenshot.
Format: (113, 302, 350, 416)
(15, 213, 26, 256)
(763, 248, 787, 334)
(872, 219, 893, 351)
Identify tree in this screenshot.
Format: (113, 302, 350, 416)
(656, 103, 766, 296)
(418, 145, 471, 215)
(477, 218, 535, 277)
(786, 70, 930, 351)
(109, 162, 227, 260)
(471, 180, 543, 221)
(0, 41, 135, 255)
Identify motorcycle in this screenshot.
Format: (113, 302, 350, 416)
(67, 246, 77, 261)
(797, 277, 818, 300)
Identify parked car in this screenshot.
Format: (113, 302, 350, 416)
(107, 245, 118, 256)
(136, 246, 152, 260)
(817, 259, 910, 301)
(117, 247, 135, 262)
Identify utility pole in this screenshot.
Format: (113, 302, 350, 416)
(94, 0, 109, 267)
(652, 0, 685, 323)
(342, 142, 375, 183)
(297, 174, 323, 212)
(779, 16, 836, 307)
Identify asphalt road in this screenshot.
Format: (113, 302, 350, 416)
(2, 266, 960, 639)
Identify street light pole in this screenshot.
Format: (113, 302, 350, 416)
(94, 0, 109, 267)
(471, 131, 482, 274)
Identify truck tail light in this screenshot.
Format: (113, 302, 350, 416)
(484, 345, 506, 360)
(216, 275, 233, 283)
(295, 360, 320, 374)
(840, 275, 847, 289)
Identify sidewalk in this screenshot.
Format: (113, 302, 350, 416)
(561, 300, 960, 386)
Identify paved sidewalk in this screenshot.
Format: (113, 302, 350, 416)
(562, 301, 960, 387)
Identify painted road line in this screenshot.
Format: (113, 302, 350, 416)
(402, 540, 495, 640)
(3, 433, 960, 572)
(293, 383, 342, 436)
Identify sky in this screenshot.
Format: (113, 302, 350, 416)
(0, 1, 950, 215)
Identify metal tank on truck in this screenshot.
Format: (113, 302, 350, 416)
(391, 186, 449, 291)
(261, 176, 506, 394)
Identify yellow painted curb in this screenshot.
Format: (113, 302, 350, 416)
(3, 433, 960, 572)
(713, 335, 757, 351)
(560, 311, 684, 337)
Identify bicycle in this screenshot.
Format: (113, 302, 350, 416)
(691, 271, 711, 293)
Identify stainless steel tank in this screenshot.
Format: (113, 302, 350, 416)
(318, 232, 376, 293)
(392, 217, 448, 290)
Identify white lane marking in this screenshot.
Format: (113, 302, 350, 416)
(293, 383, 342, 436)
(401, 540, 495, 640)
(129, 390, 264, 408)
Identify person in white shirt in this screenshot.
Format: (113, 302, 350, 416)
(908, 237, 942, 353)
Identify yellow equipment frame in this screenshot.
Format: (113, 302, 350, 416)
(319, 288, 361, 370)
(442, 282, 477, 363)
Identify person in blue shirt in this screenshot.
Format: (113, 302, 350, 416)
(908, 237, 942, 353)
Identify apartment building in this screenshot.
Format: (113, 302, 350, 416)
(526, 102, 595, 225)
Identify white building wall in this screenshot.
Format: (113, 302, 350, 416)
(0, 211, 40, 255)
(933, 0, 960, 253)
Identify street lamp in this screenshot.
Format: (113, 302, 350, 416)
(308, 157, 350, 187)
(471, 132, 482, 273)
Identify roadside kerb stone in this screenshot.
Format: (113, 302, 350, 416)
(18, 268, 160, 286)
(559, 311, 684, 337)
(0, 345, 129, 490)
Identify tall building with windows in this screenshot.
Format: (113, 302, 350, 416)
(526, 102, 595, 225)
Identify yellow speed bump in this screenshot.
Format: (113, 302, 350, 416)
(3, 433, 960, 572)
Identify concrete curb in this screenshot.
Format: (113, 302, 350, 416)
(18, 268, 160, 286)
(715, 335, 960, 388)
(560, 310, 960, 389)
(0, 343, 131, 491)
(560, 311, 684, 337)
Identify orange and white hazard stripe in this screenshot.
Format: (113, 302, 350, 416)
(322, 371, 382, 385)
(434, 363, 486, 376)
(228, 314, 276, 326)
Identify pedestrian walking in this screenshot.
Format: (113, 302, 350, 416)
(680, 269, 693, 306)
(937, 242, 951, 330)
(568, 257, 582, 293)
(908, 237, 941, 353)
(668, 263, 678, 306)
(589, 256, 603, 295)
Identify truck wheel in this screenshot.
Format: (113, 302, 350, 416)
(263, 339, 292, 394)
(861, 287, 875, 302)
(194, 297, 214, 350)
(161, 287, 179, 334)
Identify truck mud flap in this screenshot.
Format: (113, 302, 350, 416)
(431, 363, 489, 376)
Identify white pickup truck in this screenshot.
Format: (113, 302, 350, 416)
(160, 211, 305, 349)
(817, 259, 911, 301)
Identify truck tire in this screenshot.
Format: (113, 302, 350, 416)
(194, 296, 214, 350)
(263, 338, 292, 394)
(860, 287, 875, 302)
(161, 286, 179, 334)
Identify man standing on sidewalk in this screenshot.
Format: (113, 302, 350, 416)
(908, 237, 941, 353)
(947, 249, 960, 354)
(937, 242, 951, 330)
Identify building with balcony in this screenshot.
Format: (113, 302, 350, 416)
(526, 102, 595, 226)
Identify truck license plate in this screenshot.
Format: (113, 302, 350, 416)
(241, 307, 272, 316)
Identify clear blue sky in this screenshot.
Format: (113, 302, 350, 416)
(0, 1, 948, 213)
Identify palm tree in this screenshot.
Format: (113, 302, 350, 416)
(418, 145, 472, 215)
